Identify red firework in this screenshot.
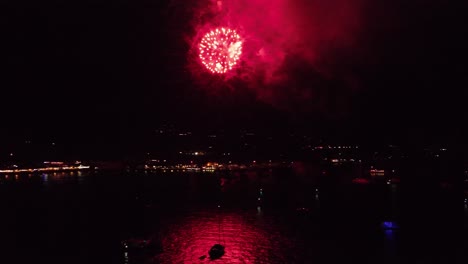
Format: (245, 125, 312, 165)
(199, 27, 243, 74)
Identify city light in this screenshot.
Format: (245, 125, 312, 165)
(0, 165, 90, 174)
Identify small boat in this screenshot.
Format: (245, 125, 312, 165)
(209, 244, 225, 259)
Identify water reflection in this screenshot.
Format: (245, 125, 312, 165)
(0, 167, 461, 264)
(41, 173, 49, 184)
(2, 170, 91, 183)
(152, 209, 297, 263)
(383, 229, 398, 263)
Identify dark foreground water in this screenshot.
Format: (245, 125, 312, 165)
(0, 168, 465, 263)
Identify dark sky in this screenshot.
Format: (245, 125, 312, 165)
(1, 0, 466, 150)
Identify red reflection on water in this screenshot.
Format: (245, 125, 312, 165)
(352, 178, 370, 184)
(390, 177, 400, 183)
(152, 210, 289, 263)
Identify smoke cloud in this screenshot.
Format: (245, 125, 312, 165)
(182, 0, 368, 115)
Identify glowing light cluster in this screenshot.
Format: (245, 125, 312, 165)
(199, 27, 243, 74)
(0, 165, 90, 174)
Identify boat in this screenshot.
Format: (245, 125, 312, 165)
(209, 244, 225, 259)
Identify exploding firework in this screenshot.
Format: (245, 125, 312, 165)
(199, 27, 243, 74)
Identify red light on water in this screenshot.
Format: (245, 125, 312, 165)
(152, 211, 294, 263)
(352, 178, 370, 184)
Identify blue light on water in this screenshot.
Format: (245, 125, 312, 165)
(384, 229, 395, 239)
(382, 221, 399, 230)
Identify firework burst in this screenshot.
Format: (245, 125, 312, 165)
(198, 27, 243, 74)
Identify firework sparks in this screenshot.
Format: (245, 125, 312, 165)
(199, 27, 243, 74)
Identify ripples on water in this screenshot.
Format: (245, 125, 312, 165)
(0, 169, 465, 264)
(153, 209, 299, 264)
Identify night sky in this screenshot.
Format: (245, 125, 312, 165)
(1, 0, 467, 154)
